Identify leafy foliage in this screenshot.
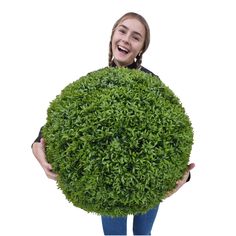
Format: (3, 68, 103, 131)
(43, 67, 194, 216)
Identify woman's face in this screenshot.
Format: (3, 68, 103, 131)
(112, 18, 146, 67)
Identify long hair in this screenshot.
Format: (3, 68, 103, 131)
(108, 12, 150, 68)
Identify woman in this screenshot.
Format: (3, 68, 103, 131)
(32, 12, 195, 235)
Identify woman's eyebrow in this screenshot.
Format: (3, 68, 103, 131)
(119, 24, 143, 38)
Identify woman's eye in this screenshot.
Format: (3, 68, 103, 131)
(133, 37, 140, 41)
(118, 29, 126, 34)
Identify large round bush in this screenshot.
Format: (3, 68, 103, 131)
(43, 67, 193, 216)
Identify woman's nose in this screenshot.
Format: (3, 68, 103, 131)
(121, 34, 130, 44)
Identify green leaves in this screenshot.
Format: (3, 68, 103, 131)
(43, 67, 194, 216)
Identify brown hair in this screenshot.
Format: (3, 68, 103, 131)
(108, 12, 150, 68)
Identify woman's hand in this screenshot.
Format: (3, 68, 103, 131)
(165, 163, 195, 198)
(32, 138, 58, 181)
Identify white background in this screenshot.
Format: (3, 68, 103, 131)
(0, 0, 236, 235)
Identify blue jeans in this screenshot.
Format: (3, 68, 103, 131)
(101, 205, 159, 235)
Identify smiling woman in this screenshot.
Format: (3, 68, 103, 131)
(31, 12, 195, 236)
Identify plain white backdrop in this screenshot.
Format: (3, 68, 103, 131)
(0, 0, 236, 235)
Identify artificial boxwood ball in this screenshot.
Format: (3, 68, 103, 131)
(43, 67, 193, 216)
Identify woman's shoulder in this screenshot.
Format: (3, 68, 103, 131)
(140, 66, 159, 78)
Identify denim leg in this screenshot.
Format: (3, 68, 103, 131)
(133, 205, 159, 235)
(101, 215, 127, 235)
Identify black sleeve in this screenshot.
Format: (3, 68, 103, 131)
(186, 172, 191, 182)
(31, 126, 44, 147)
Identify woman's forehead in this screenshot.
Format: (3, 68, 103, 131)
(118, 18, 146, 35)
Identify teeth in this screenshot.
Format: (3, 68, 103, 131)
(118, 46, 129, 53)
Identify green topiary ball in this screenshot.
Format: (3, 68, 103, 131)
(43, 67, 193, 216)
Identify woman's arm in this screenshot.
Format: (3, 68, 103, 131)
(165, 163, 195, 198)
(32, 129, 57, 180)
